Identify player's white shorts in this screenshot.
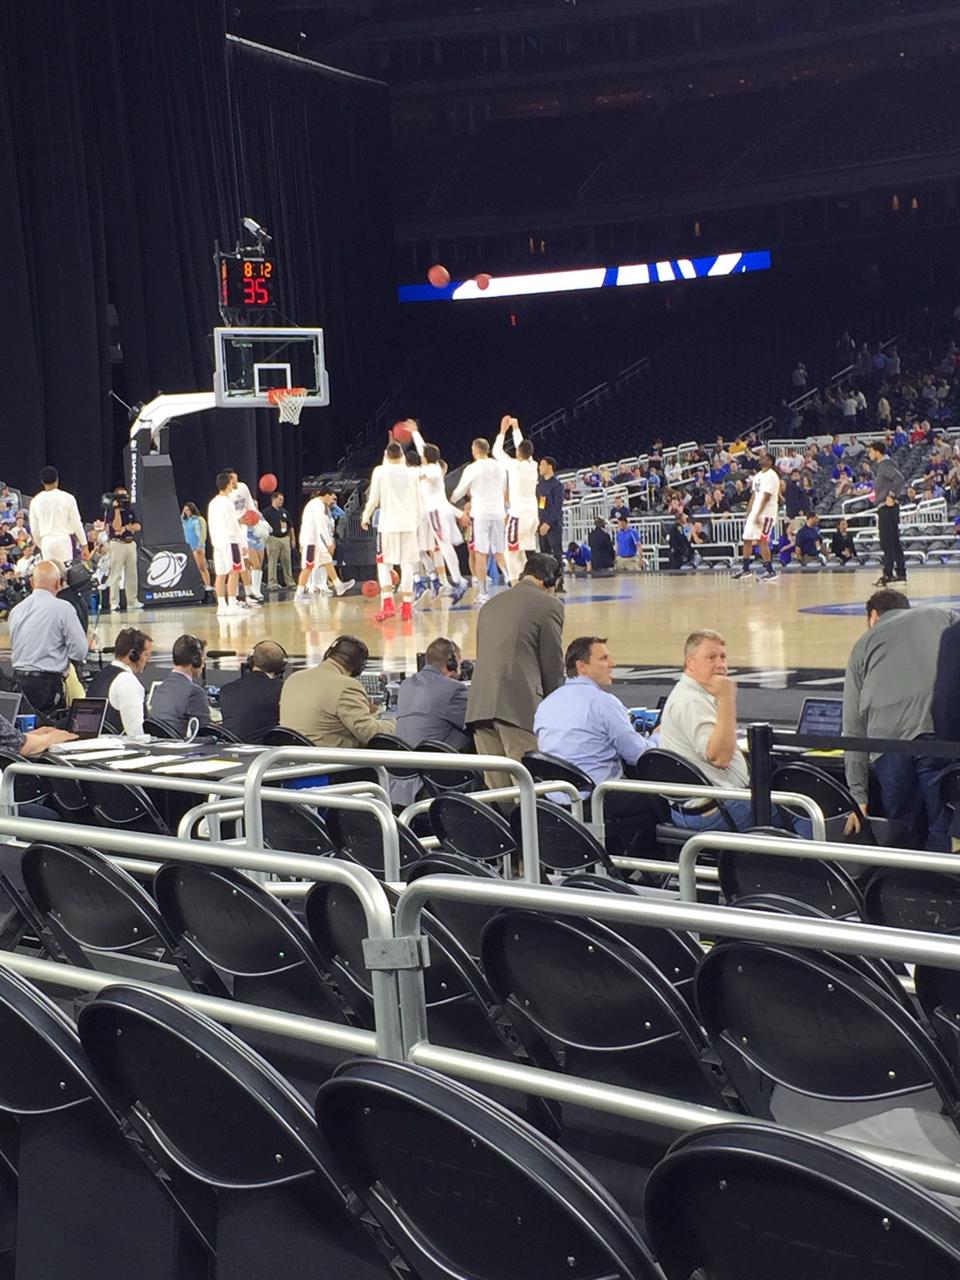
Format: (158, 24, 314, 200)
(743, 512, 777, 543)
(379, 530, 420, 566)
(429, 506, 463, 547)
(472, 516, 506, 555)
(39, 535, 74, 564)
(303, 543, 333, 570)
(213, 541, 244, 575)
(506, 511, 539, 553)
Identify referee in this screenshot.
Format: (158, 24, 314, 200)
(868, 441, 906, 586)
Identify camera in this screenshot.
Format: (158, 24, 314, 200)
(101, 490, 128, 509)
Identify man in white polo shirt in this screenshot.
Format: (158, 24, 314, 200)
(659, 628, 752, 831)
(451, 437, 507, 605)
(29, 467, 89, 564)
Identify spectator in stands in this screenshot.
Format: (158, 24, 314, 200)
(466, 553, 563, 789)
(86, 627, 152, 738)
(831, 519, 858, 564)
(791, 361, 808, 392)
(659, 630, 751, 830)
(148, 634, 211, 735)
(776, 520, 799, 567)
(846, 434, 865, 461)
(892, 422, 908, 450)
(843, 590, 954, 851)
(395, 637, 469, 752)
(279, 634, 394, 749)
(218, 641, 286, 742)
(664, 457, 683, 486)
(609, 499, 630, 523)
(534, 636, 656, 855)
(667, 517, 694, 570)
(830, 433, 845, 459)
(784, 474, 812, 521)
(779, 448, 803, 476)
(9, 560, 89, 715)
(537, 456, 565, 594)
(795, 514, 824, 565)
(841, 390, 858, 423)
(710, 486, 730, 514)
(730, 478, 749, 510)
(614, 517, 641, 572)
(877, 394, 892, 427)
(886, 346, 901, 378)
(565, 540, 591, 575)
(588, 519, 615, 572)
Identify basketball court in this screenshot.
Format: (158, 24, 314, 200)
(52, 564, 958, 684)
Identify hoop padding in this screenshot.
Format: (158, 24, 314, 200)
(266, 386, 308, 424)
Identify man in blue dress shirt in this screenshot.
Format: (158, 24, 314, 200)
(534, 636, 657, 855)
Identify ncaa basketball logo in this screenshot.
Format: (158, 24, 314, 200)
(147, 551, 187, 589)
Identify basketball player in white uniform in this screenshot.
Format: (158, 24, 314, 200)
(361, 441, 422, 622)
(208, 470, 248, 616)
(410, 425, 468, 605)
(29, 466, 89, 564)
(492, 414, 539, 585)
(732, 452, 781, 581)
(294, 489, 355, 601)
(227, 470, 263, 603)
(451, 438, 507, 605)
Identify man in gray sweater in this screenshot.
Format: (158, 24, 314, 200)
(868, 441, 906, 586)
(843, 589, 955, 850)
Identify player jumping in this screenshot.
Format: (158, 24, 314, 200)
(492, 414, 539, 585)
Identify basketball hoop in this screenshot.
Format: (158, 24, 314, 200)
(266, 386, 308, 424)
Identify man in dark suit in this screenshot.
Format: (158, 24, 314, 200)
(396, 637, 470, 751)
(218, 640, 287, 742)
(148, 634, 211, 735)
(466, 552, 564, 789)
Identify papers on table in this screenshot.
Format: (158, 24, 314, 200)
(153, 758, 242, 776)
(51, 736, 127, 754)
(106, 755, 179, 771)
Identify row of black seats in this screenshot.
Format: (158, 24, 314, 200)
(3, 965, 960, 1280)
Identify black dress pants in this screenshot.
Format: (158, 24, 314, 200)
(878, 501, 905, 581)
(538, 526, 565, 590)
(15, 671, 65, 717)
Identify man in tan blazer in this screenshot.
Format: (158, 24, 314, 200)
(279, 634, 395, 748)
(466, 552, 564, 788)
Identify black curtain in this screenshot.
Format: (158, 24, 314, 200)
(1, 0, 395, 518)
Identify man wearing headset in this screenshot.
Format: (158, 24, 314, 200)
(85, 627, 153, 737)
(279, 634, 395, 748)
(218, 640, 287, 742)
(395, 637, 470, 752)
(147, 634, 212, 736)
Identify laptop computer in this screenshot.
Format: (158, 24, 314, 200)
(0, 691, 22, 725)
(68, 697, 108, 740)
(795, 697, 843, 740)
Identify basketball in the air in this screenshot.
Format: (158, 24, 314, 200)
(391, 420, 413, 445)
(427, 263, 450, 287)
(259, 473, 278, 494)
(475, 273, 491, 290)
(361, 580, 379, 598)
(241, 509, 260, 526)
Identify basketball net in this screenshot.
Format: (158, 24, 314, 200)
(266, 386, 308, 424)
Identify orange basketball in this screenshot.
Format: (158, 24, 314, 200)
(361, 579, 379, 598)
(391, 421, 413, 445)
(475, 273, 491, 290)
(240, 509, 260, 527)
(259, 473, 278, 494)
(427, 263, 450, 288)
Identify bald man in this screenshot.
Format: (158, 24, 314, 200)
(9, 560, 89, 714)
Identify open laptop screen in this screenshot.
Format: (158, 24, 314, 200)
(0, 691, 22, 725)
(796, 697, 843, 740)
(69, 698, 108, 740)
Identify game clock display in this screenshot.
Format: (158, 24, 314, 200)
(220, 257, 276, 309)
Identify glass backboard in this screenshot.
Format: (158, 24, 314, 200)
(213, 327, 329, 409)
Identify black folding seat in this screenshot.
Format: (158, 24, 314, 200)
(695, 941, 960, 1145)
(416, 738, 479, 797)
(78, 988, 400, 1280)
(521, 749, 595, 815)
(154, 862, 364, 1089)
(632, 748, 737, 845)
(21, 842, 227, 994)
(510, 799, 623, 878)
(78, 776, 171, 835)
(865, 866, 960, 934)
(317, 1059, 661, 1280)
(771, 760, 867, 842)
(481, 909, 737, 1212)
(915, 958, 960, 1074)
(645, 1123, 960, 1280)
(260, 800, 338, 855)
(429, 793, 517, 864)
(142, 717, 181, 740)
(0, 968, 210, 1280)
(718, 839, 865, 919)
(261, 725, 314, 747)
(324, 805, 427, 880)
(404, 852, 503, 960)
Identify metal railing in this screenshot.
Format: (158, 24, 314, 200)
(242, 747, 542, 881)
(399, 779, 585, 828)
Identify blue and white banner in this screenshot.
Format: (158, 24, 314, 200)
(399, 249, 771, 303)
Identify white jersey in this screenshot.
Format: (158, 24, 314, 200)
(207, 492, 244, 548)
(362, 461, 421, 534)
(231, 480, 257, 519)
(492, 429, 538, 517)
(749, 468, 780, 518)
(29, 488, 86, 547)
(451, 457, 507, 520)
(300, 497, 333, 549)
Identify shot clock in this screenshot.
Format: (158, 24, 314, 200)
(219, 256, 277, 311)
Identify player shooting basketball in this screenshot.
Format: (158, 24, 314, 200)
(492, 414, 539, 584)
(408, 421, 468, 605)
(361, 440, 423, 622)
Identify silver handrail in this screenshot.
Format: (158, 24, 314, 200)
(399, 779, 584, 828)
(243, 748, 542, 880)
(677, 830, 960, 902)
(0, 952, 378, 1057)
(391, 873, 960, 1194)
(0, 812, 402, 1058)
(176, 780, 391, 840)
(592, 779, 827, 842)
